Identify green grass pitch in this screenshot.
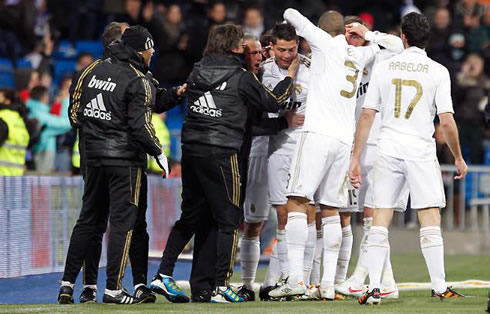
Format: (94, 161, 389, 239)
(1, 254, 489, 313)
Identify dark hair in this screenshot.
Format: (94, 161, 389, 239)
(102, 22, 129, 48)
(344, 15, 366, 26)
(270, 23, 298, 44)
(401, 12, 430, 49)
(318, 10, 345, 37)
(30, 86, 48, 101)
(203, 23, 244, 56)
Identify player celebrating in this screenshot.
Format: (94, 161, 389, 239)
(350, 12, 467, 305)
(270, 8, 380, 300)
(336, 16, 406, 299)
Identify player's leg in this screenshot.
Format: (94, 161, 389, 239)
(310, 209, 323, 287)
(58, 166, 109, 304)
(407, 159, 464, 298)
(335, 211, 353, 286)
(303, 204, 317, 287)
(359, 155, 406, 305)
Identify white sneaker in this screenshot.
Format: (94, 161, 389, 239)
(311, 285, 335, 300)
(269, 281, 307, 298)
(380, 285, 399, 299)
(335, 279, 365, 298)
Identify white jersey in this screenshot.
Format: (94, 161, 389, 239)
(284, 9, 379, 145)
(262, 55, 311, 155)
(249, 136, 269, 157)
(362, 47, 454, 160)
(356, 33, 404, 145)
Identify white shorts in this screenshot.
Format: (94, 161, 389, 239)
(268, 154, 292, 205)
(372, 154, 445, 210)
(339, 182, 360, 213)
(244, 156, 271, 223)
(360, 145, 408, 212)
(287, 132, 350, 208)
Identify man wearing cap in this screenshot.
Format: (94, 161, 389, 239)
(58, 25, 168, 305)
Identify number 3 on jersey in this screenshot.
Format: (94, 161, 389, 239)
(391, 79, 423, 119)
(340, 61, 359, 99)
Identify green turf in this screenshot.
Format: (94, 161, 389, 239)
(1, 254, 489, 313)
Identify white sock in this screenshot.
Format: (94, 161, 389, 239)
(310, 230, 323, 286)
(381, 243, 396, 288)
(159, 273, 172, 278)
(263, 242, 282, 287)
(286, 212, 307, 286)
(366, 226, 389, 291)
(83, 284, 97, 290)
(320, 216, 341, 289)
(303, 223, 316, 286)
(349, 217, 372, 286)
(420, 226, 446, 294)
(105, 289, 122, 297)
(240, 236, 261, 289)
(61, 281, 74, 289)
(276, 229, 289, 279)
(335, 225, 353, 284)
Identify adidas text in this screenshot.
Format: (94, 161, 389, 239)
(88, 75, 117, 92)
(190, 91, 222, 117)
(83, 93, 112, 121)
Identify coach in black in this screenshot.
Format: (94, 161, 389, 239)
(57, 26, 168, 305)
(150, 24, 294, 304)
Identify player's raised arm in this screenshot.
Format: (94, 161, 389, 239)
(283, 8, 334, 50)
(347, 23, 404, 54)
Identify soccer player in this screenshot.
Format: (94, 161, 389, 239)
(335, 16, 406, 299)
(259, 23, 312, 299)
(350, 12, 467, 305)
(271, 8, 379, 300)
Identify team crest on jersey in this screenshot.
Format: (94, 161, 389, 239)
(295, 83, 302, 95)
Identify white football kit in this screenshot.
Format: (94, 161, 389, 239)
(262, 55, 311, 206)
(244, 136, 271, 223)
(284, 9, 379, 207)
(362, 47, 454, 209)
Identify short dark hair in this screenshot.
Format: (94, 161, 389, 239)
(30, 86, 48, 102)
(270, 23, 298, 44)
(318, 10, 345, 37)
(203, 23, 244, 56)
(102, 22, 129, 48)
(344, 15, 366, 26)
(401, 12, 430, 49)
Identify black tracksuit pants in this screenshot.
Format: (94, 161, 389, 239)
(81, 173, 149, 287)
(62, 166, 143, 290)
(157, 152, 241, 292)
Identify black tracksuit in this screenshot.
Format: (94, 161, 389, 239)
(62, 40, 162, 291)
(156, 54, 292, 294)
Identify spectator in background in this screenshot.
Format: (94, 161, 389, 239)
(453, 0, 484, 32)
(454, 53, 490, 164)
(468, 6, 490, 64)
(26, 86, 71, 173)
(427, 7, 454, 70)
(15, 68, 40, 104)
(0, 89, 30, 176)
(243, 7, 264, 39)
(153, 3, 188, 86)
(75, 52, 94, 72)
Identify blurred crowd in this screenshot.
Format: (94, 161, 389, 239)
(0, 0, 488, 175)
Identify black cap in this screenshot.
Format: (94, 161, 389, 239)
(122, 25, 154, 52)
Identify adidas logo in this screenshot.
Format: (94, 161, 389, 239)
(88, 75, 117, 92)
(145, 37, 154, 50)
(83, 93, 112, 121)
(189, 91, 222, 117)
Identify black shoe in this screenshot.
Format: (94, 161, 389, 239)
(133, 285, 156, 304)
(237, 286, 255, 302)
(358, 288, 381, 305)
(191, 289, 212, 303)
(102, 289, 134, 304)
(57, 285, 74, 304)
(79, 287, 97, 303)
(259, 285, 276, 301)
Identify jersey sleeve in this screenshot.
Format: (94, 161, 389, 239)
(435, 66, 454, 114)
(366, 31, 404, 54)
(362, 67, 382, 112)
(351, 44, 379, 68)
(283, 8, 334, 51)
